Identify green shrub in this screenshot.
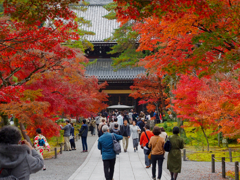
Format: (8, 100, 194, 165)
(167, 126, 173, 132)
(163, 121, 168, 129)
(56, 118, 65, 124)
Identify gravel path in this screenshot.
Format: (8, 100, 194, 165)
(31, 132, 97, 180)
(162, 153, 233, 180)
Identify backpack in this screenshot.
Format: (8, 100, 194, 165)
(98, 125, 104, 137)
(38, 138, 45, 146)
(112, 134, 121, 154)
(164, 138, 172, 152)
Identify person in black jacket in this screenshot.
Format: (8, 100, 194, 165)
(120, 119, 131, 152)
(70, 123, 76, 150)
(137, 118, 146, 141)
(79, 119, 88, 153)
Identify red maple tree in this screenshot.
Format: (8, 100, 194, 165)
(0, 0, 108, 138)
(130, 74, 169, 118)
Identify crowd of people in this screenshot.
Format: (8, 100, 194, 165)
(0, 109, 183, 180)
(94, 109, 184, 180)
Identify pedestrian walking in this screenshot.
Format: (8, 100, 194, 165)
(70, 123, 76, 150)
(148, 127, 165, 180)
(95, 113, 101, 129)
(103, 110, 109, 122)
(100, 114, 107, 124)
(167, 126, 184, 180)
(110, 123, 121, 135)
(129, 109, 133, 123)
(137, 118, 145, 140)
(140, 124, 154, 168)
(132, 111, 138, 122)
(117, 112, 123, 126)
(98, 125, 123, 180)
(0, 126, 43, 179)
(98, 118, 106, 137)
(120, 119, 131, 152)
(123, 110, 130, 124)
(34, 128, 50, 170)
(79, 119, 88, 152)
(89, 118, 96, 136)
(130, 121, 141, 152)
(159, 127, 167, 140)
(60, 119, 72, 151)
(109, 118, 118, 131)
(109, 118, 114, 131)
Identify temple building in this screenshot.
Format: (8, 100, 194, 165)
(76, 0, 145, 112)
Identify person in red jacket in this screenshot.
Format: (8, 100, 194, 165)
(140, 124, 154, 168)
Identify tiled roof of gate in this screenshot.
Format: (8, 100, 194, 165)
(84, 0, 113, 5)
(74, 5, 119, 42)
(86, 59, 145, 80)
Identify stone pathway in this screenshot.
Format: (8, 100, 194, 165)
(68, 137, 171, 180)
(31, 132, 97, 180)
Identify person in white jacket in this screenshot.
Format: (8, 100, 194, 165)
(117, 113, 123, 126)
(130, 121, 141, 152)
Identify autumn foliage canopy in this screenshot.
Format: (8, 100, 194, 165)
(0, 0, 108, 138)
(114, 0, 240, 139)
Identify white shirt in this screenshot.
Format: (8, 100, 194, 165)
(117, 115, 123, 126)
(160, 132, 168, 140)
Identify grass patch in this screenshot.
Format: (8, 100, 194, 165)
(156, 121, 240, 162)
(186, 150, 240, 162)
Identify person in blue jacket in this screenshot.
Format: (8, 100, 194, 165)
(79, 119, 88, 153)
(98, 125, 123, 180)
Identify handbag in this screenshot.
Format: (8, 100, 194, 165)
(148, 137, 160, 160)
(112, 134, 121, 154)
(164, 136, 172, 152)
(69, 135, 73, 139)
(144, 131, 151, 155)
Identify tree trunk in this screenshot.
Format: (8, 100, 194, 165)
(201, 126, 209, 152)
(179, 120, 187, 138)
(218, 126, 221, 147)
(157, 77, 165, 121)
(154, 102, 161, 124)
(19, 123, 33, 146)
(1, 114, 9, 126)
(14, 118, 19, 127)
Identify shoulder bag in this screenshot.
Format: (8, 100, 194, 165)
(144, 131, 151, 155)
(112, 134, 121, 154)
(148, 137, 160, 160)
(164, 136, 172, 152)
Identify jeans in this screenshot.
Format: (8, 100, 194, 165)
(133, 138, 139, 148)
(122, 136, 129, 150)
(103, 158, 116, 180)
(81, 137, 88, 151)
(70, 139, 76, 149)
(151, 154, 164, 179)
(91, 127, 95, 135)
(144, 149, 151, 166)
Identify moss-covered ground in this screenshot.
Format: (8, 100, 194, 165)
(157, 122, 240, 162)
